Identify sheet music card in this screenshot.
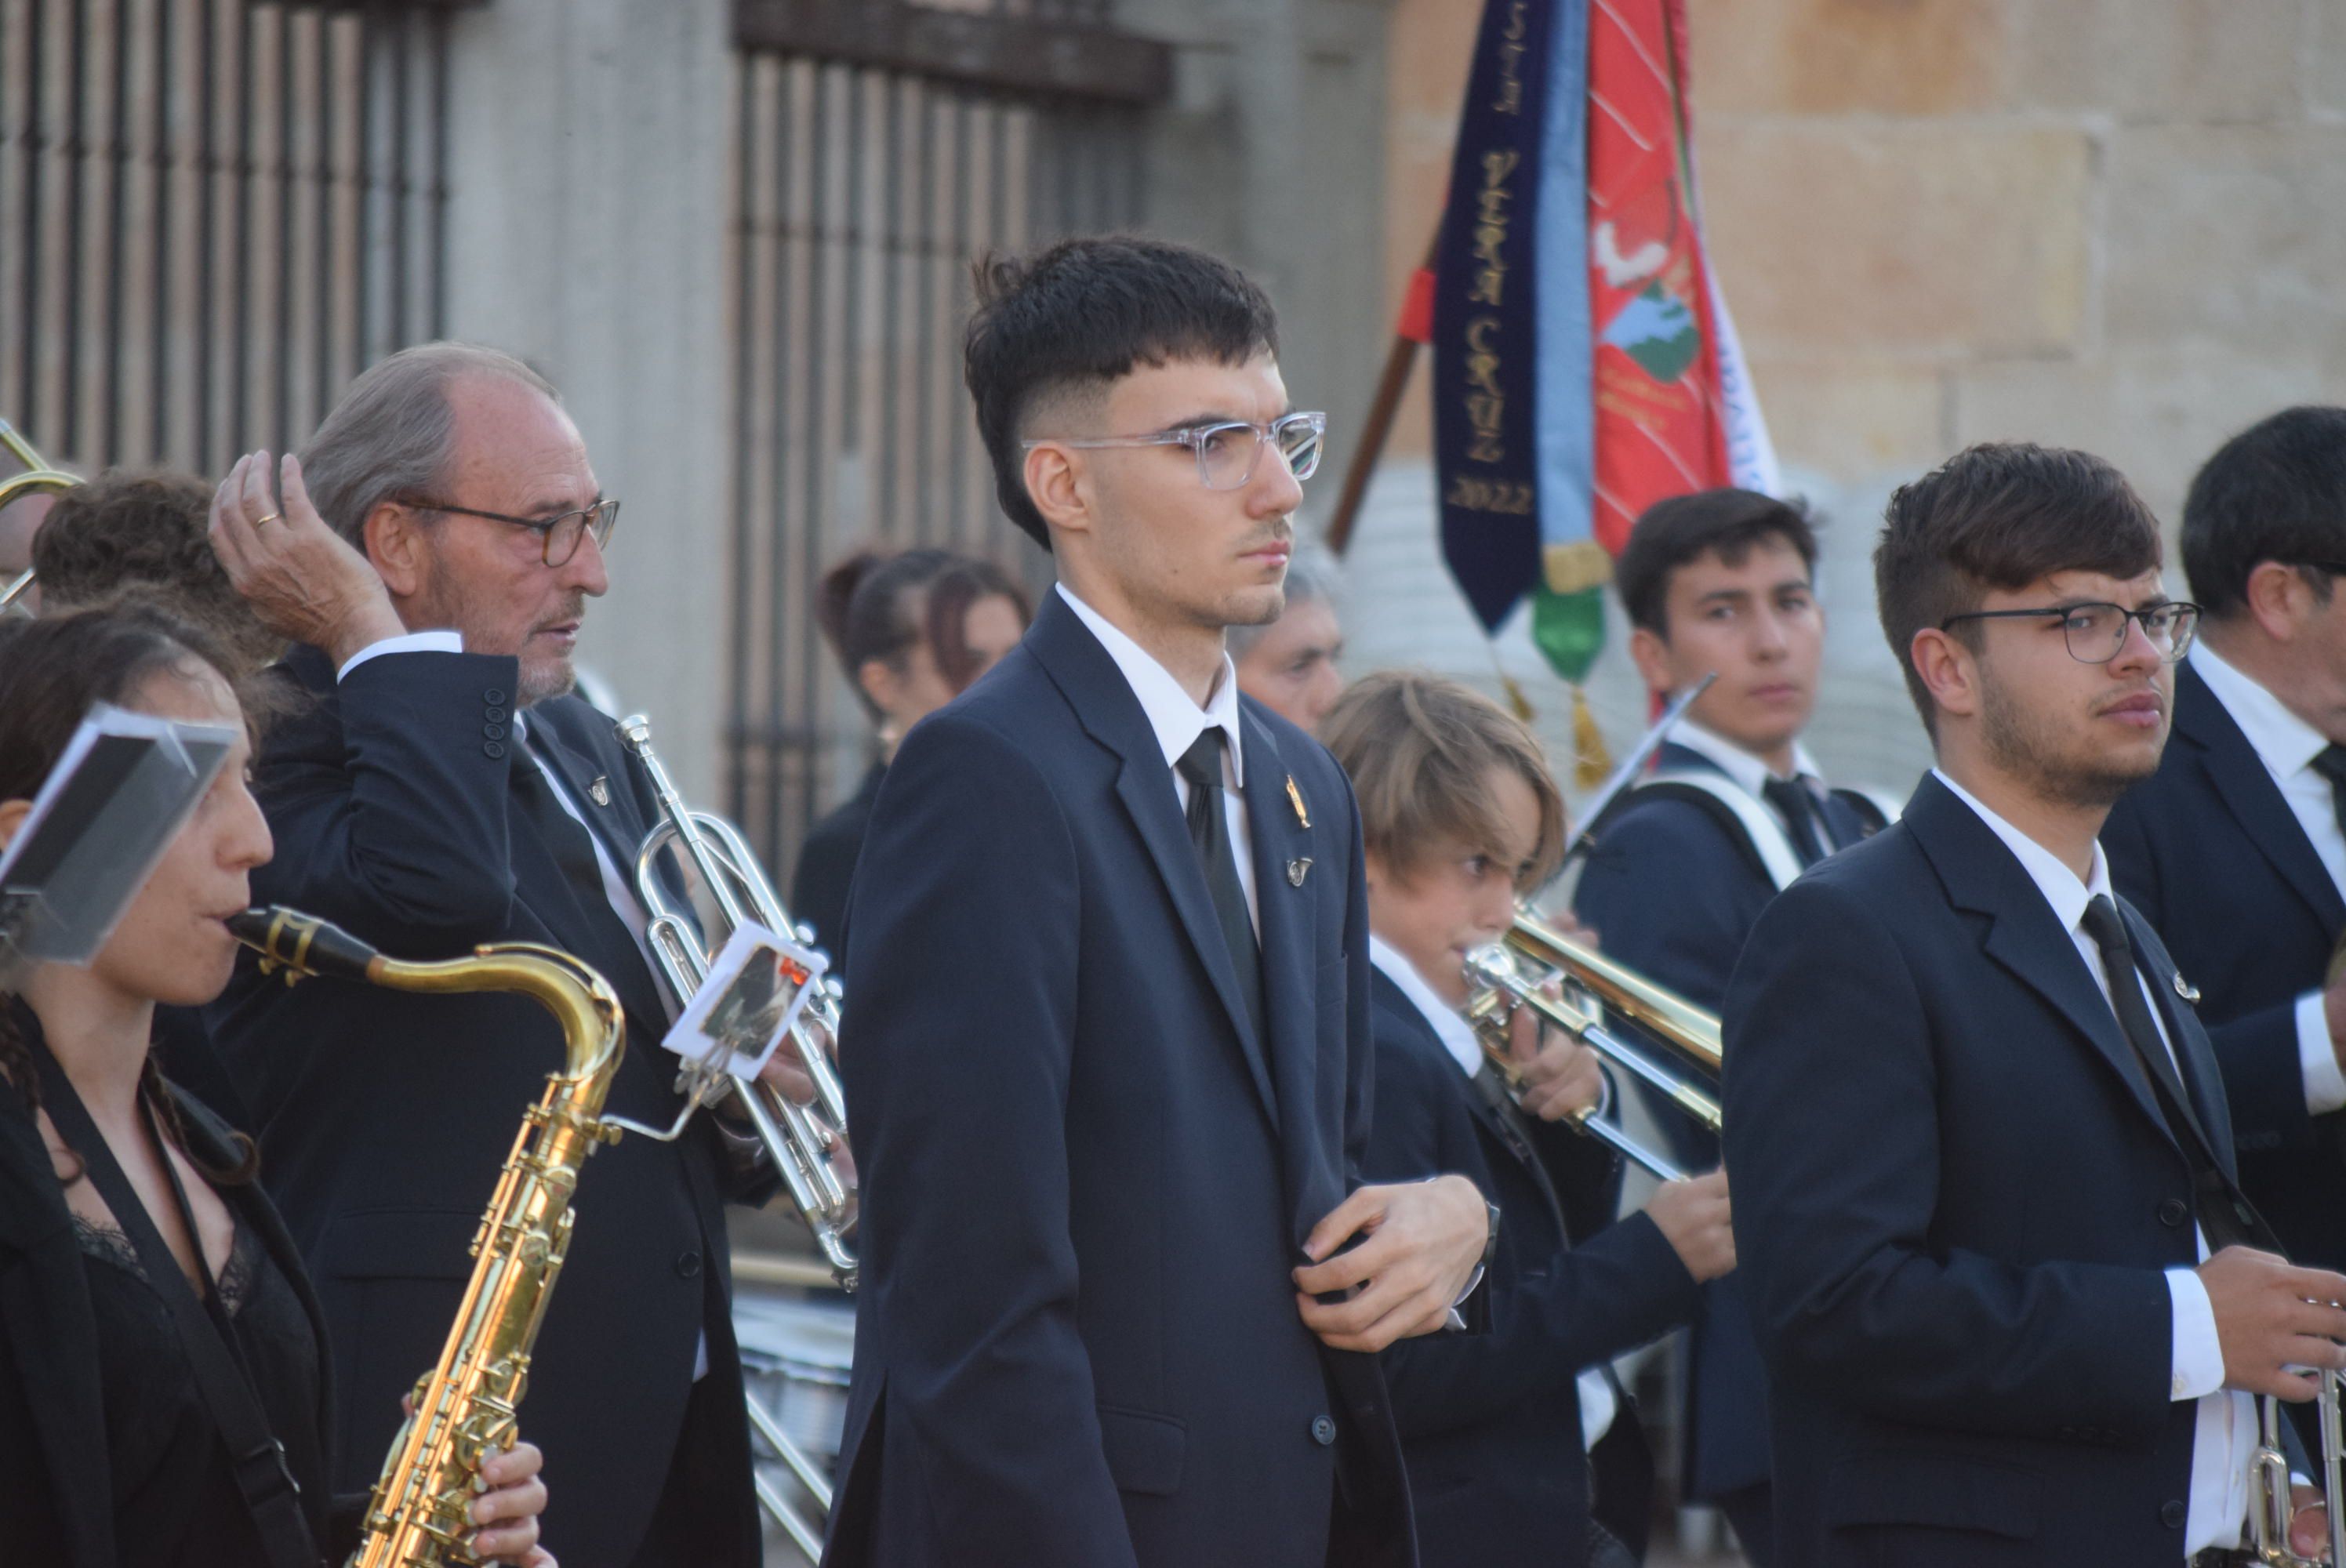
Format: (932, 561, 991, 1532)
(660, 920, 827, 1081)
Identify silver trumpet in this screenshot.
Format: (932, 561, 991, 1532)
(2252, 1373, 2346, 1566)
(612, 713, 857, 1290)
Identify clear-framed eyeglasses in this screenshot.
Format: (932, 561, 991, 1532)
(1938, 600, 2203, 665)
(1022, 411, 1327, 492)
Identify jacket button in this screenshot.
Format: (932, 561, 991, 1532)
(2157, 1197, 2190, 1228)
(2160, 1498, 2187, 1529)
(675, 1250, 702, 1279)
(484, 722, 507, 740)
(485, 706, 507, 724)
(483, 740, 507, 760)
(1309, 1414, 1335, 1446)
(484, 688, 507, 705)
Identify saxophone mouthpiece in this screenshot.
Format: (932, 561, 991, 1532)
(231, 906, 384, 985)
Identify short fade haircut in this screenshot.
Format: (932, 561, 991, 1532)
(1874, 442, 2163, 739)
(965, 234, 1280, 550)
(1320, 670, 1566, 891)
(2180, 405, 2346, 617)
(1614, 487, 1818, 637)
(300, 341, 560, 548)
(34, 469, 285, 676)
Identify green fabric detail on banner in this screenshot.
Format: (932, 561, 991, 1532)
(1532, 583, 1607, 685)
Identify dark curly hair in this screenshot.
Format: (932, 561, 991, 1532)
(0, 601, 269, 1185)
(815, 547, 1032, 718)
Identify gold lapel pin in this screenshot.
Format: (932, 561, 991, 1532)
(2173, 972, 2200, 1004)
(1285, 775, 1309, 829)
(1287, 858, 1312, 887)
(587, 775, 611, 808)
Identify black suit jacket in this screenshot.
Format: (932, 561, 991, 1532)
(1724, 774, 2235, 1567)
(789, 759, 885, 962)
(2104, 658, 2346, 1270)
(823, 592, 1415, 1568)
(1363, 971, 1698, 1568)
(1567, 739, 1876, 1501)
(205, 645, 760, 1568)
(0, 1065, 340, 1567)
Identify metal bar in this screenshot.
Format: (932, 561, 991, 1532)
(388, 2, 409, 346)
(874, 71, 899, 539)
(427, 5, 447, 333)
(754, 1469, 823, 1563)
(732, 0, 1172, 107)
(195, 0, 216, 466)
(230, 0, 252, 454)
(60, 0, 86, 455)
(14, 0, 42, 432)
(103, 0, 130, 463)
(743, 1393, 835, 1510)
(726, 49, 756, 826)
(352, 5, 372, 374)
(945, 91, 969, 553)
(275, 3, 294, 445)
(910, 80, 933, 544)
(794, 61, 829, 851)
(761, 59, 794, 862)
(148, 0, 172, 459)
(313, 5, 333, 430)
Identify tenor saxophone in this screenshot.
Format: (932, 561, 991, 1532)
(233, 905, 626, 1568)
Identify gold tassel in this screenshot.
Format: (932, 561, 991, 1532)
(1492, 648, 1536, 724)
(1571, 685, 1611, 790)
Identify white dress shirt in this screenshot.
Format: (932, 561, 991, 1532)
(2187, 641, 2346, 1116)
(1933, 769, 2254, 1554)
(1367, 936, 1620, 1452)
(1056, 584, 1258, 930)
(1670, 720, 1845, 852)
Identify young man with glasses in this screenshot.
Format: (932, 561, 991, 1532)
(202, 343, 788, 1568)
(2104, 406, 2346, 1341)
(827, 235, 1491, 1568)
(1722, 441, 2346, 1567)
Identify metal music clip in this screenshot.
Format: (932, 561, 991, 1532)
(1285, 775, 1309, 828)
(2173, 972, 2200, 1004)
(1287, 858, 1312, 887)
(587, 775, 611, 807)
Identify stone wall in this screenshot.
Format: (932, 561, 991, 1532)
(1342, 0, 2346, 801)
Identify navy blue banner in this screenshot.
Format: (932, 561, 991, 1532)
(1433, 0, 1561, 633)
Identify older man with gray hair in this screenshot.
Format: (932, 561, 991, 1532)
(1229, 542, 1346, 732)
(203, 342, 772, 1568)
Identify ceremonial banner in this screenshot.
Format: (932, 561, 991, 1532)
(1431, 0, 1770, 764)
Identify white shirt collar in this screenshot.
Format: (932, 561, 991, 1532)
(1056, 583, 1245, 788)
(1368, 935, 1485, 1079)
(2188, 638, 2330, 782)
(1670, 717, 1824, 799)
(1930, 767, 2114, 934)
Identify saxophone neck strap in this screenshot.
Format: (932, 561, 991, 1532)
(29, 1042, 321, 1568)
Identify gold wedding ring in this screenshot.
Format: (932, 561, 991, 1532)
(256, 511, 282, 525)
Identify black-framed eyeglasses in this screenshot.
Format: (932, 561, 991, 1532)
(404, 495, 620, 567)
(1021, 412, 1327, 492)
(1939, 601, 2203, 665)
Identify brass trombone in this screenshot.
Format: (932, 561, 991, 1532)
(1463, 909, 1723, 1182)
(0, 419, 79, 614)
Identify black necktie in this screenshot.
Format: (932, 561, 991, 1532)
(1760, 775, 1827, 867)
(510, 749, 643, 990)
(2080, 894, 2266, 1250)
(1472, 1059, 1567, 1217)
(2313, 743, 2346, 848)
(1175, 730, 1265, 1046)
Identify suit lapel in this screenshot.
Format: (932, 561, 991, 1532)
(1905, 777, 2178, 1153)
(2126, 901, 2241, 1179)
(2177, 662, 2346, 933)
(1243, 706, 1322, 1136)
(1030, 596, 1280, 1127)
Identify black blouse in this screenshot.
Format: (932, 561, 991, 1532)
(74, 1210, 324, 1568)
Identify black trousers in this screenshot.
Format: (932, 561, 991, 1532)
(625, 1368, 762, 1568)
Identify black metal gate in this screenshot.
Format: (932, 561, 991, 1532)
(0, 0, 459, 477)
(724, 0, 1170, 868)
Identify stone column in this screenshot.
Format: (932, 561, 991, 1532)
(441, 0, 735, 800)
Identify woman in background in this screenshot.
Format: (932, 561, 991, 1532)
(790, 548, 1030, 958)
(0, 604, 554, 1568)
